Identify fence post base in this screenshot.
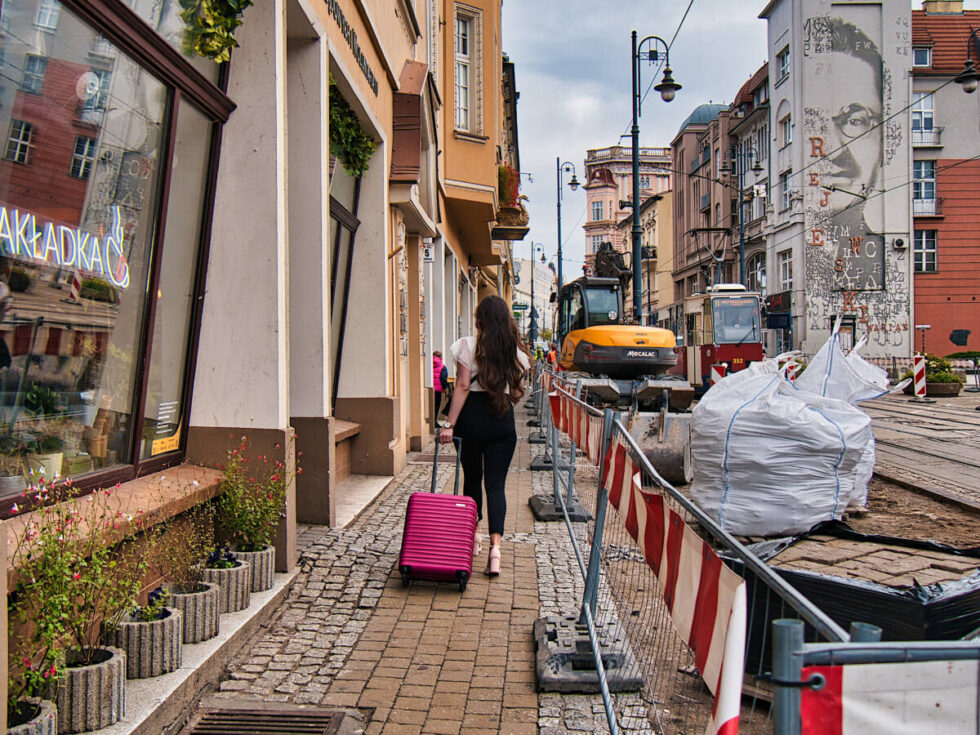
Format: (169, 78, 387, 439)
(528, 494, 591, 522)
(528, 429, 546, 444)
(529, 454, 553, 471)
(533, 615, 642, 693)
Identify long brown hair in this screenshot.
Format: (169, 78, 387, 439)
(474, 295, 529, 416)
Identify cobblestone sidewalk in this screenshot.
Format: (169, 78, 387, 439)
(210, 403, 652, 734)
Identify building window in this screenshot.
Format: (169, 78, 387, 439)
(591, 200, 603, 221)
(21, 54, 47, 94)
(0, 0, 226, 503)
(70, 136, 97, 179)
(777, 249, 793, 291)
(35, 0, 60, 29)
(914, 230, 937, 273)
(912, 47, 932, 68)
(776, 46, 790, 82)
(912, 92, 935, 144)
(746, 252, 766, 296)
(913, 159, 936, 215)
(4, 119, 34, 164)
(753, 81, 769, 107)
(780, 114, 792, 147)
(779, 169, 792, 212)
(590, 235, 602, 253)
(639, 175, 650, 189)
(454, 8, 481, 134)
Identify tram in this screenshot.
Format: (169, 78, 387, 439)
(675, 284, 765, 389)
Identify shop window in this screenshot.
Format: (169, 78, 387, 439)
(21, 54, 48, 95)
(0, 0, 204, 502)
(4, 120, 33, 164)
(69, 136, 97, 179)
(34, 0, 60, 30)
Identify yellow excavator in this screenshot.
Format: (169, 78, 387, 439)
(551, 245, 694, 484)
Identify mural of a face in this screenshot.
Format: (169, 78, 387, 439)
(822, 52, 882, 216)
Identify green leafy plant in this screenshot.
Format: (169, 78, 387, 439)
(131, 587, 169, 623)
(329, 77, 378, 178)
(24, 384, 60, 418)
(167, 502, 215, 593)
(178, 0, 254, 62)
(8, 266, 32, 293)
(205, 546, 238, 569)
(216, 435, 297, 552)
(0, 431, 30, 478)
(30, 434, 64, 455)
(498, 163, 521, 208)
(9, 478, 155, 682)
(946, 351, 980, 361)
(79, 277, 118, 303)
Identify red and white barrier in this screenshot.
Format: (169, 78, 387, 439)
(912, 354, 927, 398)
(785, 362, 799, 381)
(800, 660, 979, 734)
(69, 271, 82, 301)
(600, 432, 747, 735)
(710, 363, 727, 386)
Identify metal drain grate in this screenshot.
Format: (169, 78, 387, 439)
(183, 707, 346, 734)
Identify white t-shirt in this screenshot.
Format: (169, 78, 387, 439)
(449, 335, 530, 393)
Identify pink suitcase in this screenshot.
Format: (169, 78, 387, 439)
(399, 437, 477, 592)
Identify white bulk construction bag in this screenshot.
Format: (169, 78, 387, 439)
(690, 362, 873, 537)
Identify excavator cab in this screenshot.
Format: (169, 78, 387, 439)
(556, 277, 677, 378)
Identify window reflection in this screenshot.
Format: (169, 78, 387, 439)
(0, 0, 166, 495)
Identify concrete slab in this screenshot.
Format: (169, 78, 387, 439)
(333, 474, 394, 527)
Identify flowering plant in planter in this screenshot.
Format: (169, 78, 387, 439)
(131, 587, 170, 622)
(205, 546, 238, 569)
(216, 436, 297, 553)
(7, 478, 153, 724)
(167, 501, 216, 593)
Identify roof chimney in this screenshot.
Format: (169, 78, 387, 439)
(923, 0, 964, 14)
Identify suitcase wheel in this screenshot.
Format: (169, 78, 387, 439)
(400, 566, 411, 587)
(457, 570, 468, 593)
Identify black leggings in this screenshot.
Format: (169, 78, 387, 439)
(453, 392, 516, 536)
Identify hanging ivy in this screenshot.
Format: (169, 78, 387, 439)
(329, 77, 378, 178)
(179, 0, 254, 63)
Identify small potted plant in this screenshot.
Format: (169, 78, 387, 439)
(27, 434, 64, 480)
(165, 502, 221, 643)
(104, 587, 183, 679)
(0, 431, 30, 496)
(11, 477, 152, 733)
(202, 545, 250, 613)
(216, 436, 295, 592)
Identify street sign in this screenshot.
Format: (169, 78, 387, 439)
(513, 303, 529, 311)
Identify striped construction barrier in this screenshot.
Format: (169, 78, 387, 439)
(785, 361, 799, 381)
(913, 354, 927, 398)
(710, 363, 727, 386)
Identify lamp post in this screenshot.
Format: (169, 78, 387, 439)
(529, 242, 545, 344)
(955, 28, 980, 92)
(720, 143, 764, 286)
(555, 159, 580, 295)
(631, 30, 680, 322)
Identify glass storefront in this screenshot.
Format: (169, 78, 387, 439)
(0, 0, 227, 501)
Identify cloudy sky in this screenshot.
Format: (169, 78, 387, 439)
(501, 0, 977, 277)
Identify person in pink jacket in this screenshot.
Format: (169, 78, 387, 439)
(433, 351, 448, 425)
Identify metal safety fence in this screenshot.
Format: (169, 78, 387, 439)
(527, 365, 855, 734)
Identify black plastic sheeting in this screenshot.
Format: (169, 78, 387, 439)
(723, 521, 980, 673)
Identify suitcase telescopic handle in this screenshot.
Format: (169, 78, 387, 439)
(431, 434, 463, 495)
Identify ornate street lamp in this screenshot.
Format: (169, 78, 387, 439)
(631, 31, 680, 321)
(555, 159, 580, 294)
(955, 28, 980, 93)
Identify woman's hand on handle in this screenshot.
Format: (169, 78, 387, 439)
(438, 426, 453, 444)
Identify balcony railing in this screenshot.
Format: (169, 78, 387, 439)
(912, 128, 943, 146)
(912, 127, 943, 147)
(913, 197, 943, 216)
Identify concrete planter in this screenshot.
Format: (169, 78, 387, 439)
(233, 545, 275, 592)
(167, 582, 220, 644)
(106, 608, 182, 679)
(904, 381, 964, 397)
(56, 646, 125, 734)
(7, 698, 57, 735)
(203, 560, 251, 613)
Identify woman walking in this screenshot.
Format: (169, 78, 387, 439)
(438, 295, 530, 576)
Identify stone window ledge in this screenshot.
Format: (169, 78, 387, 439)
(5, 463, 223, 590)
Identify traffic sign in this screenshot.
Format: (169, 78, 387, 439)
(513, 303, 529, 311)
